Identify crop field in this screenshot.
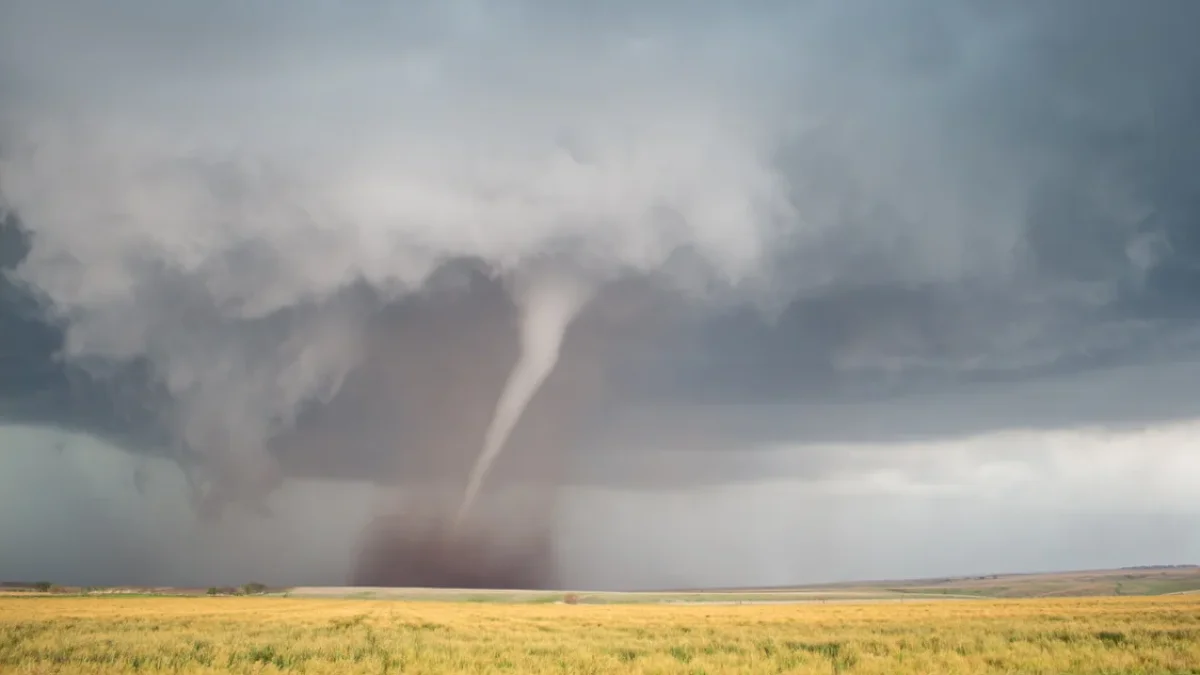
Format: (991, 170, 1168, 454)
(3, 595, 1200, 674)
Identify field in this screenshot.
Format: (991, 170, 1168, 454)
(3, 594, 1200, 674)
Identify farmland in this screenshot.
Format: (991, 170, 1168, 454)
(3, 593, 1200, 674)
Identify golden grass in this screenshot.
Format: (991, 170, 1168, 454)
(2, 595, 1199, 674)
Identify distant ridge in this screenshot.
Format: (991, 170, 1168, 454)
(657, 565, 1200, 597)
(8, 565, 1200, 601)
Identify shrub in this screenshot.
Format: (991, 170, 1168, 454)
(241, 582, 267, 595)
(32, 581, 53, 593)
(563, 593, 580, 605)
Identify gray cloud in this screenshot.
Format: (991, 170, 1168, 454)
(2, 0, 1200, 588)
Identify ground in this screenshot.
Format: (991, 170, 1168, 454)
(2, 567, 1199, 673)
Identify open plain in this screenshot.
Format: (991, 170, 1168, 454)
(3, 590, 1199, 674)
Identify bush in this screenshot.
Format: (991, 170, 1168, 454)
(241, 582, 267, 595)
(206, 587, 219, 596)
(563, 593, 580, 605)
(32, 581, 53, 593)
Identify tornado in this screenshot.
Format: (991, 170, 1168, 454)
(455, 273, 593, 528)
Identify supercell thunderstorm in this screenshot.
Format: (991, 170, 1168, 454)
(0, 1, 795, 588)
(2, 1, 1200, 588)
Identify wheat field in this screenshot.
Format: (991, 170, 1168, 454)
(2, 594, 1199, 674)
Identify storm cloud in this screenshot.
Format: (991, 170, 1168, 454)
(2, 0, 1200, 589)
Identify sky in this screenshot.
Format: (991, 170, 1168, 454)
(2, 0, 1200, 590)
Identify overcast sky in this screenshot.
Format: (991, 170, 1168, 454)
(2, 0, 1200, 589)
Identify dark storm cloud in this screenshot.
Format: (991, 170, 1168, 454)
(2, 0, 1200, 484)
(621, 0, 1200, 413)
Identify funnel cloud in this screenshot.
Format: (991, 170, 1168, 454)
(457, 272, 593, 529)
(3, 1, 1200, 589)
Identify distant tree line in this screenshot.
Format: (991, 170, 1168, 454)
(207, 583, 269, 596)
